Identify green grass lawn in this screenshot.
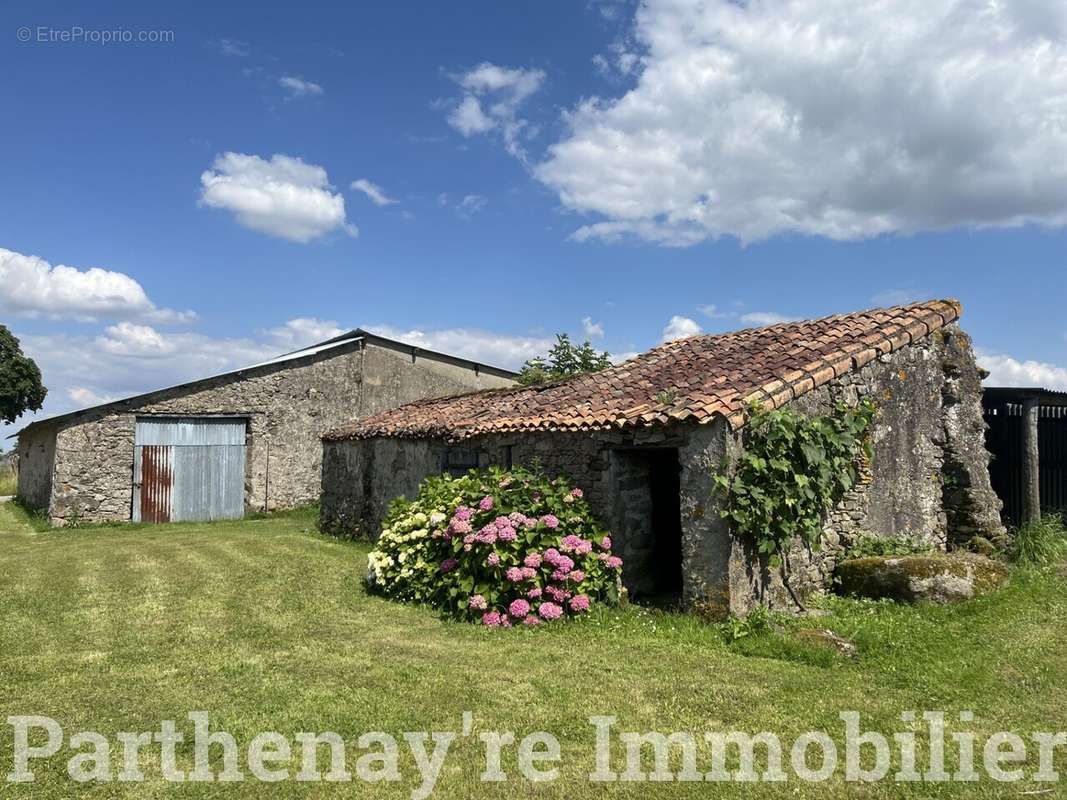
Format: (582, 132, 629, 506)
(0, 502, 1064, 798)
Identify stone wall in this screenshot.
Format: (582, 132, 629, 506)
(723, 322, 1005, 613)
(27, 340, 512, 525)
(319, 324, 1003, 616)
(315, 420, 734, 601)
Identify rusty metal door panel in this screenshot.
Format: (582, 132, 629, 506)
(133, 418, 246, 523)
(135, 444, 173, 523)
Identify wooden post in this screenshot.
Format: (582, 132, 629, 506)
(1022, 396, 1041, 523)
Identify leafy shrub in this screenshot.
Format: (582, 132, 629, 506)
(1010, 514, 1067, 567)
(517, 334, 613, 386)
(714, 399, 876, 610)
(841, 532, 933, 560)
(367, 466, 622, 626)
(715, 400, 876, 560)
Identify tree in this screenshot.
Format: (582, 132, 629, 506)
(517, 333, 613, 386)
(0, 326, 46, 424)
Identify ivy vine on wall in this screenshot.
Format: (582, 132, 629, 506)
(713, 398, 877, 609)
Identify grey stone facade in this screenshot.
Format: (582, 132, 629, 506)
(319, 323, 1004, 615)
(16, 333, 514, 526)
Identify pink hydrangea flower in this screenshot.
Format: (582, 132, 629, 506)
(527, 587, 542, 599)
(469, 594, 487, 611)
(540, 514, 559, 529)
(555, 555, 575, 573)
(482, 610, 502, 627)
(545, 585, 571, 602)
(523, 517, 537, 529)
(560, 535, 584, 552)
(571, 488, 584, 499)
(551, 568, 571, 582)
(570, 595, 591, 613)
(454, 507, 472, 522)
(440, 558, 458, 573)
(606, 556, 623, 569)
(600, 536, 612, 550)
(479, 496, 494, 511)
(522, 614, 541, 626)
(521, 566, 537, 580)
(477, 525, 498, 544)
(505, 567, 525, 582)
(487, 553, 501, 567)
(499, 615, 512, 628)
(538, 602, 563, 620)
(508, 512, 526, 525)
(523, 553, 542, 568)
(544, 548, 561, 564)
(509, 598, 530, 618)
(451, 519, 472, 535)
(569, 569, 586, 583)
(496, 525, 517, 542)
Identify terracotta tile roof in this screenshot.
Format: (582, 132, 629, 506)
(323, 299, 962, 443)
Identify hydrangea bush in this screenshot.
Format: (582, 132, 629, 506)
(366, 466, 622, 627)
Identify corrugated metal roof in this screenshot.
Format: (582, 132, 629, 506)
(9, 327, 517, 438)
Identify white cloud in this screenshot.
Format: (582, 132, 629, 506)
(0, 247, 195, 323)
(662, 315, 702, 342)
(215, 38, 249, 57)
(350, 179, 397, 207)
(697, 304, 731, 319)
(96, 322, 179, 358)
(278, 76, 324, 98)
(67, 387, 115, 407)
(739, 311, 797, 326)
(448, 95, 495, 136)
(366, 325, 552, 370)
(581, 316, 605, 339)
(456, 194, 487, 218)
(978, 352, 1067, 391)
(444, 62, 546, 159)
(199, 152, 356, 242)
(538, 0, 1067, 245)
(262, 317, 344, 350)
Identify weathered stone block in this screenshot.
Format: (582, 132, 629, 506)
(835, 553, 1008, 603)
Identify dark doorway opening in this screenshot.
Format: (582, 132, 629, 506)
(645, 448, 683, 604)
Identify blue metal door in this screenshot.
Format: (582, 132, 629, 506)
(133, 418, 247, 522)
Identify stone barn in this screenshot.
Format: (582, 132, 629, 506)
(320, 300, 1005, 614)
(13, 330, 515, 526)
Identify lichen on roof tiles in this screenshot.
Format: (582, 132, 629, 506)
(322, 299, 962, 443)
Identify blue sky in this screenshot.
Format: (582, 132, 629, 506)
(2, 0, 1067, 438)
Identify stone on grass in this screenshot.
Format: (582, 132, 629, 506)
(835, 553, 1008, 604)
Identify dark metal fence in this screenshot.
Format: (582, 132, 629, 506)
(983, 402, 1067, 526)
